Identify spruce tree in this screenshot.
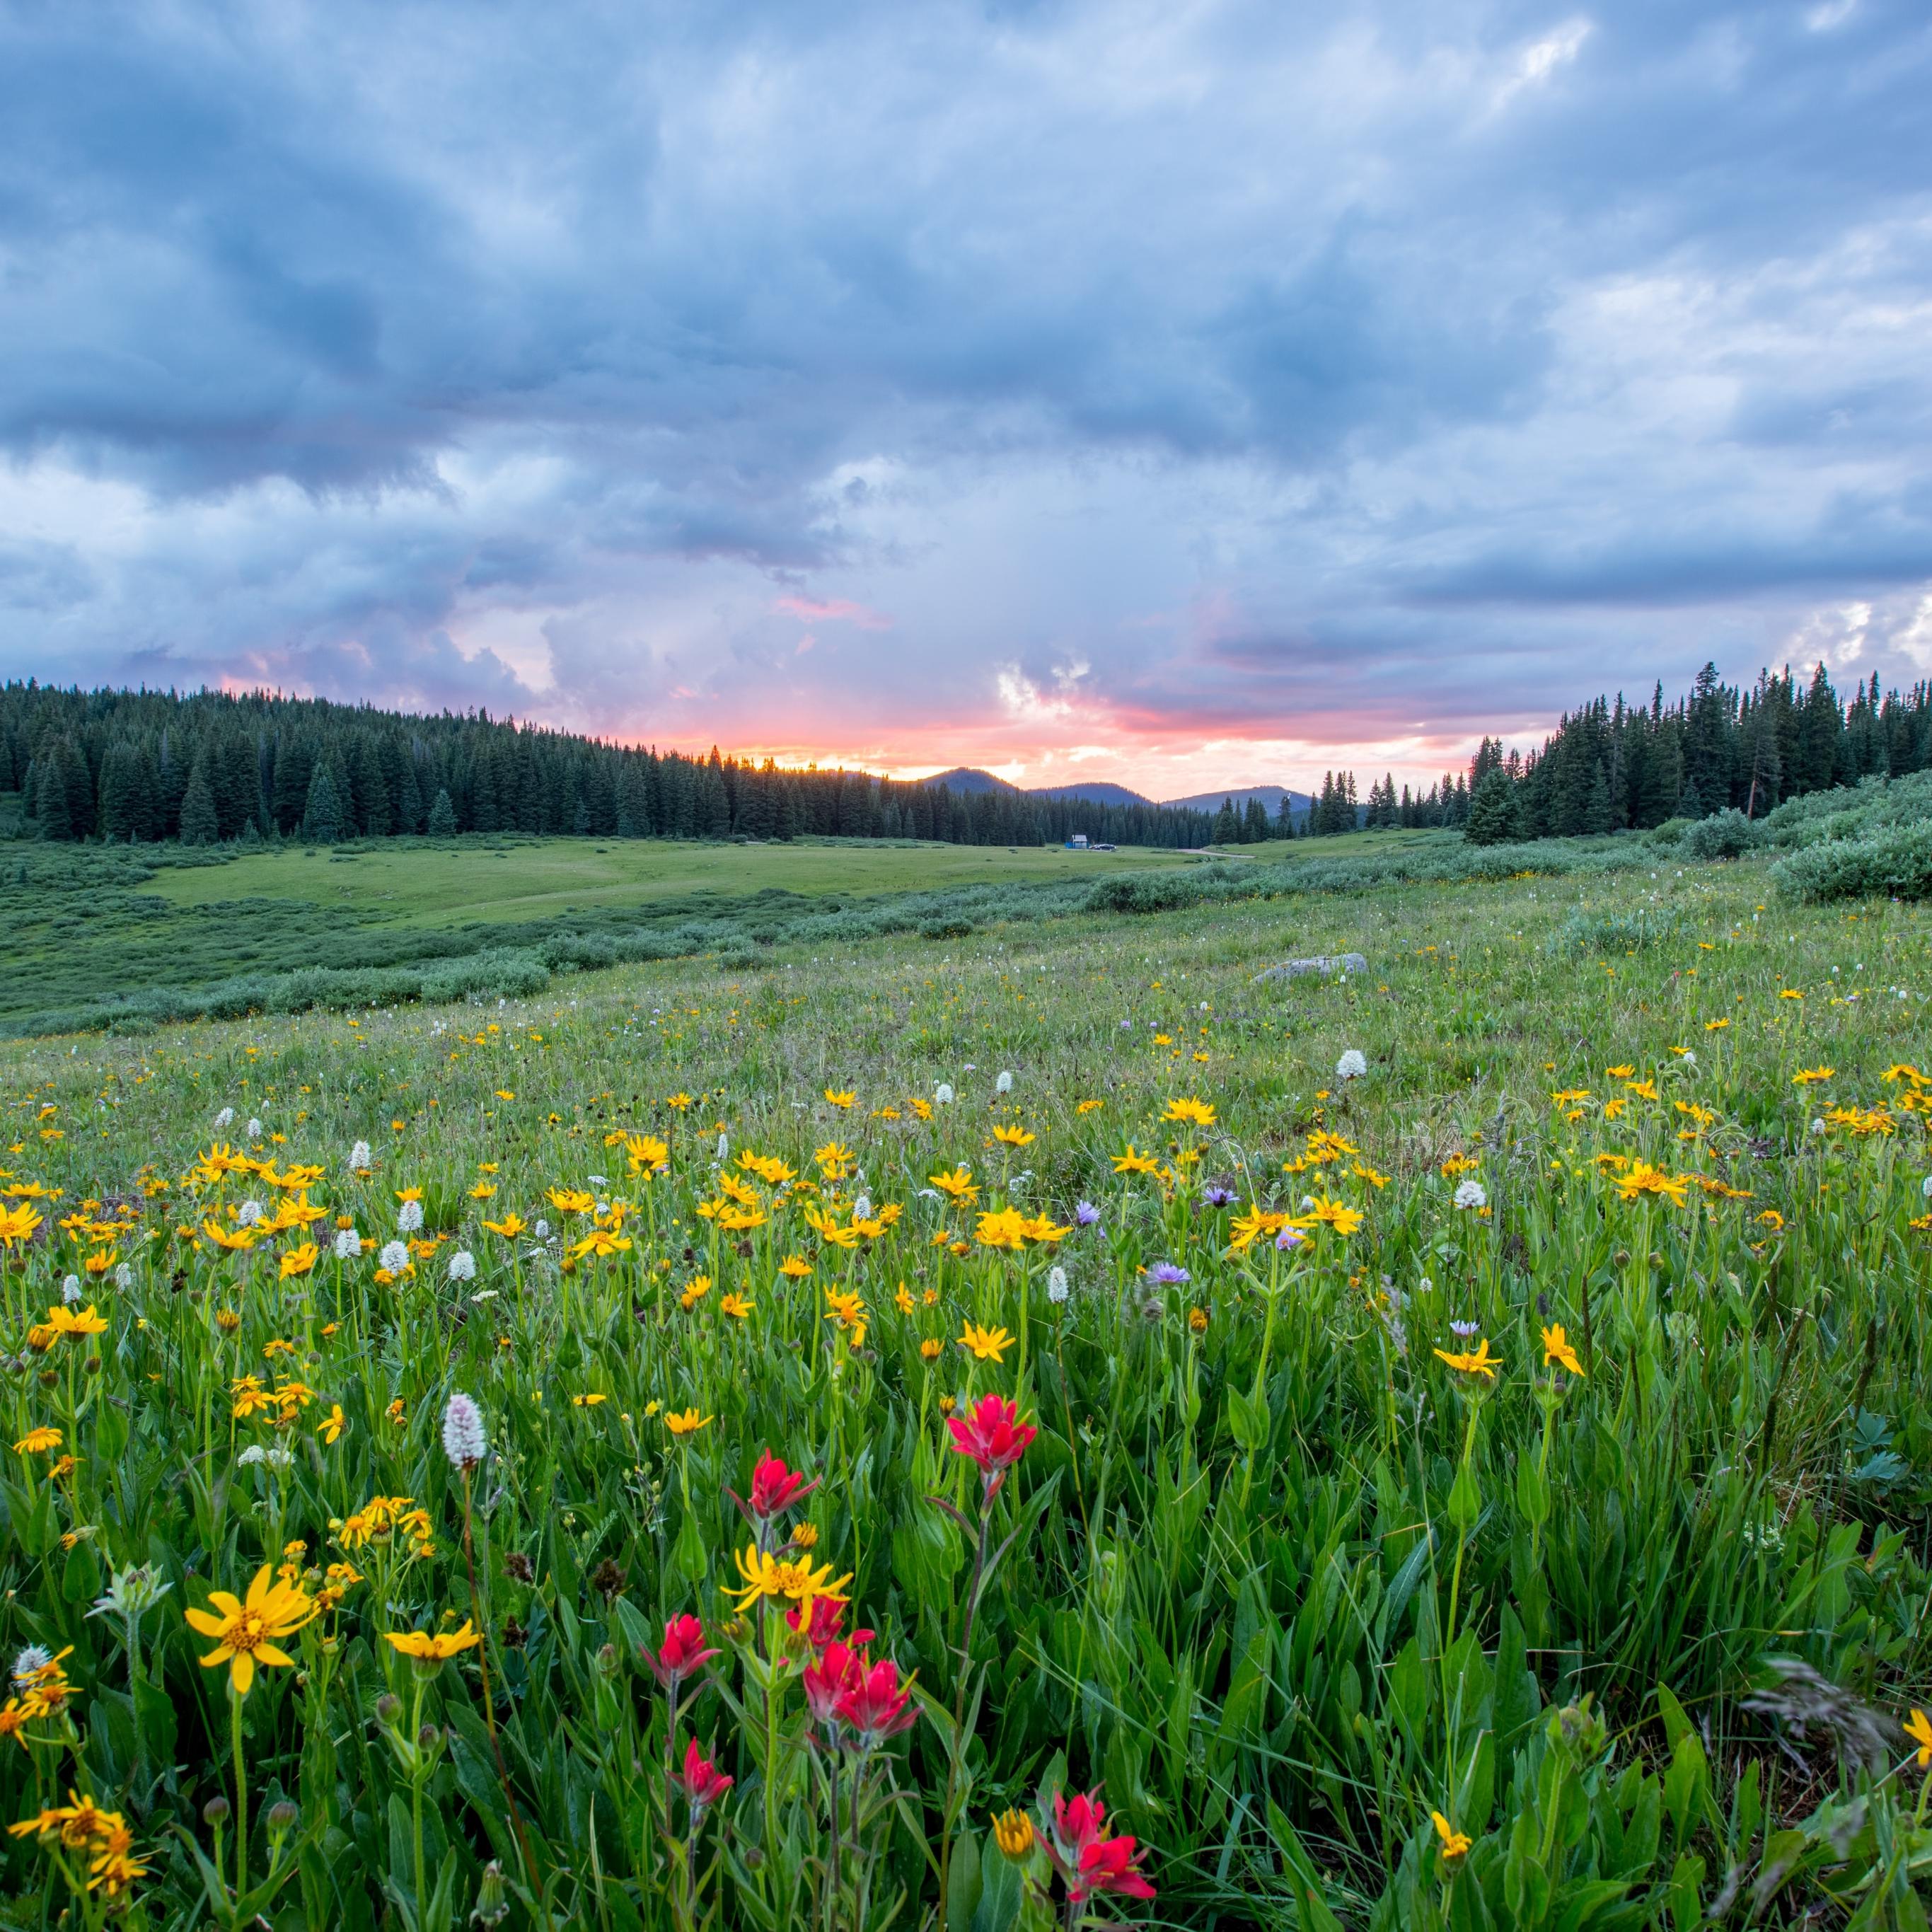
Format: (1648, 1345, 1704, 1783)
(303, 764, 344, 844)
(426, 787, 457, 836)
(1464, 768, 1517, 845)
(178, 763, 219, 846)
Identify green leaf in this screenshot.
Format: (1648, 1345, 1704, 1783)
(947, 1827, 983, 1932)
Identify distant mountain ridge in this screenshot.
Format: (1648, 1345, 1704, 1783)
(1162, 785, 1312, 816)
(916, 769, 1311, 818)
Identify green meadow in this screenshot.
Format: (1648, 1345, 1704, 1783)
(0, 846, 1928, 1927)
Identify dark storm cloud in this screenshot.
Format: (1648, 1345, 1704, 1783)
(1, 0, 1929, 764)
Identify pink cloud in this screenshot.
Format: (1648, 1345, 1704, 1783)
(772, 594, 893, 630)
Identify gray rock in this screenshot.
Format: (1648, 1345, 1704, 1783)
(1253, 952, 1367, 983)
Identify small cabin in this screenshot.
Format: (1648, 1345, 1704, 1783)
(1065, 833, 1089, 849)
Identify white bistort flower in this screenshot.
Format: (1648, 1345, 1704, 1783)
(246, 1117, 263, 1140)
(995, 1070, 1013, 1093)
(214, 1107, 234, 1130)
(348, 1140, 373, 1172)
(1921, 1174, 1932, 1199)
(114, 1263, 133, 1290)
(442, 1391, 487, 1470)
(333, 1227, 362, 1261)
(447, 1249, 477, 1283)
(379, 1239, 410, 1273)
(935, 1083, 954, 1105)
(1046, 1266, 1070, 1305)
(716, 1133, 729, 1162)
(61, 1275, 81, 1304)
(1453, 1179, 1488, 1211)
(237, 1199, 264, 1227)
(398, 1199, 424, 1233)
(1336, 1050, 1367, 1082)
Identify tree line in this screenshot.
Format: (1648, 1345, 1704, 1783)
(0, 683, 1214, 850)
(1461, 662, 1932, 845)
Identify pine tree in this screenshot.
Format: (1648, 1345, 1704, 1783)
(1212, 797, 1237, 843)
(426, 787, 457, 836)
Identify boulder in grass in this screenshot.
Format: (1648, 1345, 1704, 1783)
(1253, 952, 1367, 983)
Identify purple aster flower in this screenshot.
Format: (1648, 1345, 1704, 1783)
(1146, 1261, 1190, 1286)
(1202, 1185, 1236, 1208)
(1275, 1226, 1306, 1251)
(1450, 1317, 1481, 1340)
(1074, 1201, 1101, 1227)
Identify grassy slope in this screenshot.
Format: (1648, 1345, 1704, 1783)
(1, 856, 1928, 1922)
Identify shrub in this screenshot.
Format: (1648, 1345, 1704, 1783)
(1680, 809, 1759, 860)
(1773, 819, 1932, 902)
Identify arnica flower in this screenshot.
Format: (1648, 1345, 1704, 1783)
(279, 1244, 318, 1280)
(386, 1621, 482, 1672)
(946, 1394, 1036, 1486)
(184, 1565, 318, 1696)
(1050, 1790, 1156, 1904)
(1613, 1162, 1689, 1208)
(1162, 1097, 1216, 1128)
(675, 1737, 734, 1812)
(664, 1408, 712, 1438)
(647, 1614, 719, 1689)
(724, 1546, 852, 1615)
(1433, 1338, 1499, 1379)
(1431, 1811, 1472, 1863)
(993, 1809, 1035, 1860)
(441, 1392, 487, 1471)
(1905, 1708, 1932, 1769)
(1541, 1324, 1583, 1376)
(14, 1428, 61, 1456)
(958, 1321, 1014, 1363)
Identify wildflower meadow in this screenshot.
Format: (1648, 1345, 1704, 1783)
(1, 855, 1929, 1928)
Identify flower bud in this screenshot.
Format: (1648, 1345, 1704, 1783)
(265, 1800, 299, 1832)
(203, 1795, 231, 1826)
(375, 1692, 402, 1724)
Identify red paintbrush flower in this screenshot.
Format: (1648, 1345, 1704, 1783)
(675, 1737, 734, 1811)
(833, 1656, 920, 1747)
(647, 1614, 719, 1689)
(802, 1638, 865, 1725)
(750, 1450, 816, 1520)
(944, 1394, 1036, 1488)
(1050, 1788, 1155, 1904)
(785, 1594, 874, 1651)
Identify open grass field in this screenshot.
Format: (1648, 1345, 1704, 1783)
(137, 838, 1179, 928)
(0, 827, 1186, 1036)
(1, 852, 1929, 1928)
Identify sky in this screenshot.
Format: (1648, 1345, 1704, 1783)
(2, 1, 1931, 798)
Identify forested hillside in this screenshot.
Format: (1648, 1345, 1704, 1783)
(0, 683, 1212, 848)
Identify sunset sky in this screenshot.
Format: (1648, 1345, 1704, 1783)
(2, 1, 1929, 796)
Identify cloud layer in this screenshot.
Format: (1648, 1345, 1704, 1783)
(3, 0, 1930, 792)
